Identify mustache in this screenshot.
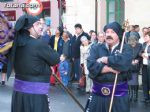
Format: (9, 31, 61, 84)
(106, 36, 113, 40)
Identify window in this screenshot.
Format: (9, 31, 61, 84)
(37, 1, 51, 19)
(106, 0, 125, 24)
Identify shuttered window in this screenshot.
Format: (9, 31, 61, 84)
(106, 0, 125, 24)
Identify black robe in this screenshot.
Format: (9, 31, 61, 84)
(11, 34, 59, 112)
(85, 43, 132, 112)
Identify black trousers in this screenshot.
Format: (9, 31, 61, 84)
(142, 65, 150, 100)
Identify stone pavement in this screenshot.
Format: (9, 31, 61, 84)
(0, 78, 150, 112)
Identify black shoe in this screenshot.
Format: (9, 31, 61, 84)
(1, 81, 5, 86)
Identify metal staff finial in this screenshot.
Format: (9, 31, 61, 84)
(122, 19, 130, 31)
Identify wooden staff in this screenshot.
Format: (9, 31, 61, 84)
(108, 20, 129, 112)
(52, 74, 84, 112)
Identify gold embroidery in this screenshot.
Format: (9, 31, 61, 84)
(101, 87, 111, 96)
(0, 41, 13, 53)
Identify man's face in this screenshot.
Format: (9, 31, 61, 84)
(135, 27, 140, 32)
(62, 32, 68, 40)
(40, 18, 47, 33)
(105, 29, 119, 46)
(91, 32, 97, 42)
(55, 29, 60, 35)
(144, 34, 150, 43)
(75, 27, 82, 35)
(98, 33, 105, 43)
(40, 18, 45, 28)
(143, 28, 148, 36)
(32, 20, 43, 37)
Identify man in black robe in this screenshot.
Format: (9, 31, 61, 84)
(84, 22, 132, 112)
(8, 14, 60, 112)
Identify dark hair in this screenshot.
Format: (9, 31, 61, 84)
(61, 54, 67, 58)
(89, 30, 95, 34)
(133, 25, 139, 29)
(62, 31, 69, 37)
(145, 31, 150, 37)
(57, 26, 63, 36)
(91, 31, 97, 35)
(74, 23, 82, 29)
(142, 27, 148, 31)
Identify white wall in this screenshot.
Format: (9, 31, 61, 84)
(98, 0, 107, 32)
(50, 0, 59, 33)
(125, 0, 150, 30)
(64, 0, 95, 34)
(0, 0, 58, 33)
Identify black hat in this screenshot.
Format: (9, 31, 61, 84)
(15, 14, 39, 31)
(104, 22, 124, 40)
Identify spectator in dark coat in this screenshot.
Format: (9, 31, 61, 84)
(49, 27, 63, 55)
(141, 31, 150, 104)
(127, 32, 142, 102)
(71, 23, 90, 82)
(60, 31, 73, 81)
(49, 27, 63, 85)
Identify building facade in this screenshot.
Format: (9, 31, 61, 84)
(0, 0, 150, 35)
(63, 0, 150, 34)
(0, 0, 59, 30)
(62, 0, 95, 34)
